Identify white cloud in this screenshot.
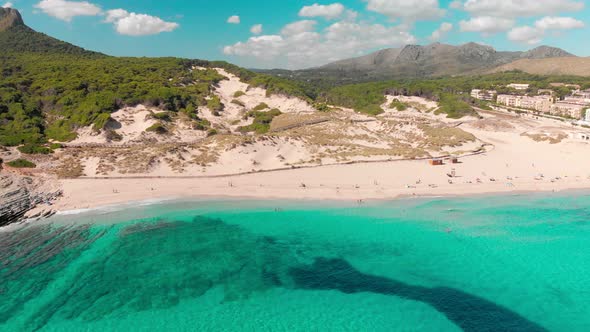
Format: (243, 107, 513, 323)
(449, 1, 462, 9)
(429, 22, 453, 41)
(535, 16, 584, 30)
(365, 0, 445, 21)
(250, 24, 263, 35)
(299, 3, 344, 19)
(509, 16, 584, 45)
(2, 2, 13, 8)
(463, 0, 584, 18)
(508, 26, 543, 44)
(227, 15, 240, 24)
(105, 9, 179, 36)
(281, 20, 317, 36)
(104, 8, 127, 22)
(224, 19, 416, 69)
(459, 16, 514, 34)
(34, 0, 101, 22)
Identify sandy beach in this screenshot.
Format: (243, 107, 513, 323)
(54, 116, 590, 211)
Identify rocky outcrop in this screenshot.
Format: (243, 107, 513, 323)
(0, 7, 24, 32)
(0, 174, 62, 227)
(521, 46, 574, 59)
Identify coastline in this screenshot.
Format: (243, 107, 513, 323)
(48, 110, 590, 214)
(51, 155, 590, 213)
(50, 186, 590, 218)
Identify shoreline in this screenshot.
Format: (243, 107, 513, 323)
(51, 186, 590, 217)
(50, 158, 590, 214)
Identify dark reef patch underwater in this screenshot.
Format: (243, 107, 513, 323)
(1, 196, 590, 331)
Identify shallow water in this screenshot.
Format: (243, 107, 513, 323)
(1, 194, 590, 331)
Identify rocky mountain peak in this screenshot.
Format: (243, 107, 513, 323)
(521, 45, 574, 59)
(0, 8, 24, 32)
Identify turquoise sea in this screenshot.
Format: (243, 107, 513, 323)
(2, 193, 590, 331)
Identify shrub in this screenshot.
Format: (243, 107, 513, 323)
(389, 99, 407, 111)
(105, 130, 123, 142)
(207, 129, 218, 137)
(233, 91, 246, 98)
(238, 108, 282, 134)
(92, 113, 112, 131)
(314, 103, 332, 112)
(7, 159, 37, 168)
(253, 102, 269, 111)
(231, 99, 245, 107)
(207, 95, 224, 113)
(45, 121, 78, 142)
(146, 123, 167, 134)
(152, 112, 172, 122)
(435, 93, 478, 119)
(49, 143, 63, 149)
(191, 118, 210, 131)
(18, 144, 52, 154)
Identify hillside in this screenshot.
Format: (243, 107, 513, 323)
(488, 57, 590, 77)
(274, 43, 574, 81)
(0, 8, 313, 148)
(0, 8, 101, 56)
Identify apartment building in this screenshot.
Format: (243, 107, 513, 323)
(496, 94, 553, 113)
(507, 83, 530, 90)
(470, 89, 496, 101)
(550, 102, 587, 119)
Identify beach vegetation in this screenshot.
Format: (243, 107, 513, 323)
(253, 102, 269, 111)
(17, 143, 52, 154)
(231, 99, 245, 107)
(146, 123, 167, 134)
(436, 93, 478, 119)
(105, 129, 123, 142)
(6, 158, 36, 168)
(389, 99, 407, 111)
(313, 102, 332, 112)
(207, 95, 224, 115)
(151, 112, 172, 122)
(238, 108, 282, 134)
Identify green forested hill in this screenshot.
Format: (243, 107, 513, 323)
(0, 8, 311, 147)
(0, 53, 229, 144)
(0, 8, 100, 56)
(0, 50, 313, 146)
(0, 25, 103, 57)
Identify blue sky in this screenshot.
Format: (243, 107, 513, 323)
(4, 0, 590, 69)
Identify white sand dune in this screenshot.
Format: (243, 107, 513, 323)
(54, 109, 590, 211)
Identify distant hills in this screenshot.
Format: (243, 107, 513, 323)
(321, 43, 572, 73)
(308, 42, 576, 79)
(257, 42, 590, 81)
(0, 7, 101, 56)
(487, 57, 590, 77)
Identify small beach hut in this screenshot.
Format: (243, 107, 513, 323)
(429, 158, 443, 166)
(450, 156, 459, 164)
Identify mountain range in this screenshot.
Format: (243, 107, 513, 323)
(318, 42, 574, 77)
(258, 43, 590, 81)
